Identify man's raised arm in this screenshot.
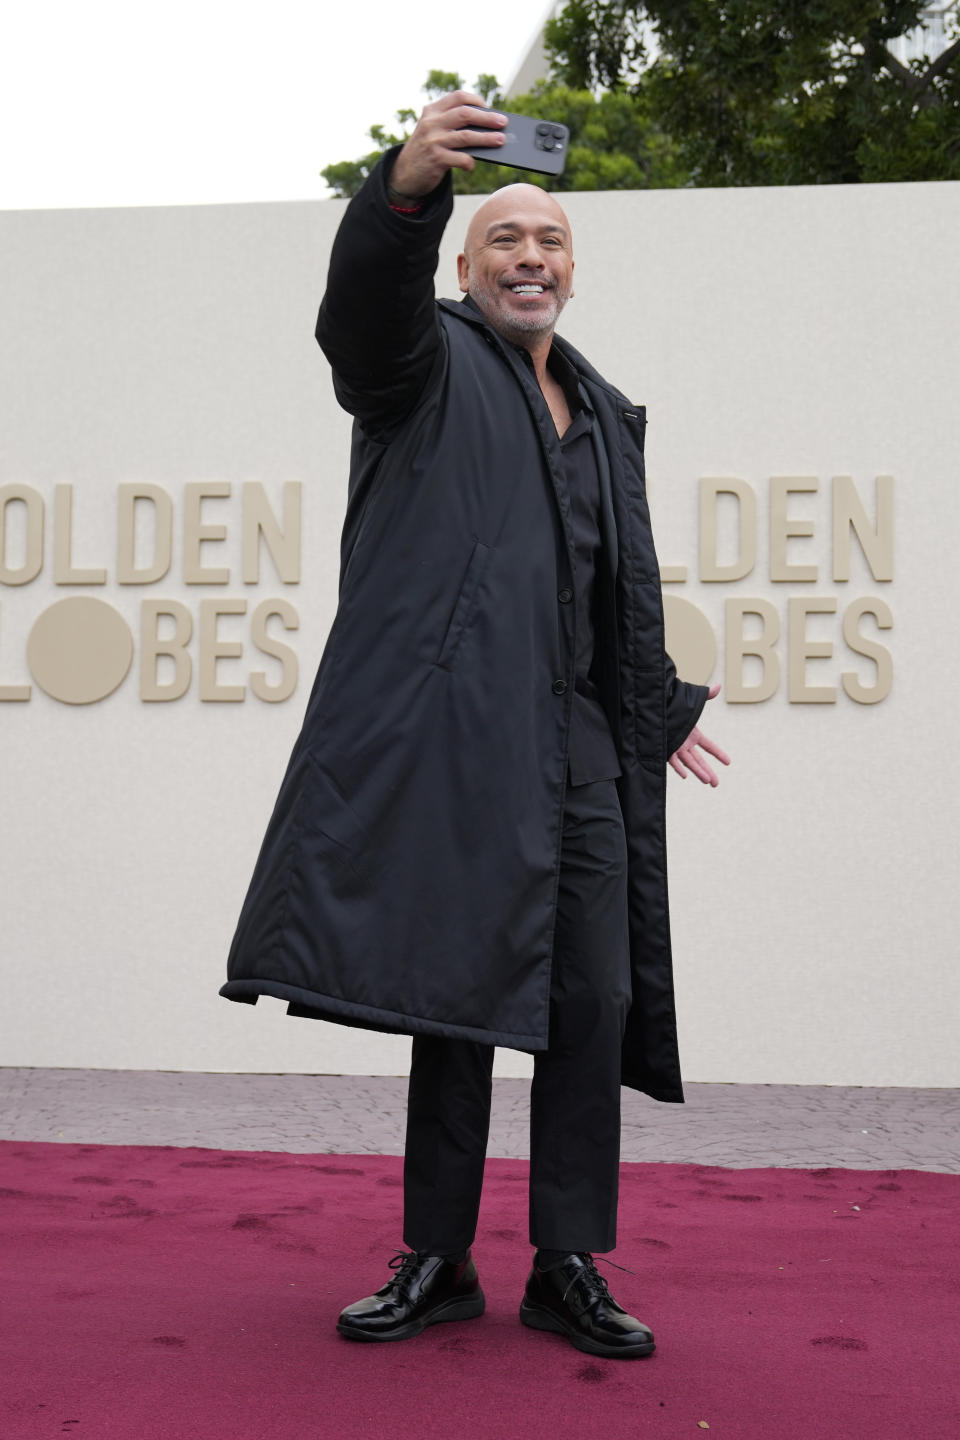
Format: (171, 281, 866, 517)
(316, 91, 507, 435)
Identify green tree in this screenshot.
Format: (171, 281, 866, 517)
(320, 69, 690, 197)
(546, 0, 960, 184)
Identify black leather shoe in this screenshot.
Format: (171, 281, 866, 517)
(519, 1252, 655, 1359)
(337, 1250, 485, 1342)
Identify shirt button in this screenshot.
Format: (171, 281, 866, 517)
(552, 679, 568, 695)
(558, 588, 573, 604)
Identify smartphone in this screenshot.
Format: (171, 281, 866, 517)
(460, 109, 570, 177)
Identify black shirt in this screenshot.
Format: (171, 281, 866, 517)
(520, 344, 621, 787)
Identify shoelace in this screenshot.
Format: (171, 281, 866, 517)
(386, 1250, 422, 1290)
(386, 1248, 451, 1298)
(560, 1252, 635, 1306)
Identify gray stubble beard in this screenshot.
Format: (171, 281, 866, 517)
(468, 278, 570, 344)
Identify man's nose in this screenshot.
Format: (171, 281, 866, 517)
(516, 237, 545, 268)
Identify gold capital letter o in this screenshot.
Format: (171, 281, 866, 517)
(663, 595, 717, 684)
(27, 597, 133, 705)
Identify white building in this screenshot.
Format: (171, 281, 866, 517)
(889, 1, 958, 63)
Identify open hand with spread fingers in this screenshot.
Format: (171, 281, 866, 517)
(669, 684, 730, 786)
(389, 90, 508, 200)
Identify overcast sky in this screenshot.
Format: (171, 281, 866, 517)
(2, 0, 552, 210)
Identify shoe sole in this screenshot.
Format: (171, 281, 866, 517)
(519, 1299, 655, 1359)
(337, 1289, 486, 1343)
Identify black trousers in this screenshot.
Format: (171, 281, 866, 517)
(402, 779, 631, 1256)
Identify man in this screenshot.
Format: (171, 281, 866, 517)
(221, 91, 728, 1360)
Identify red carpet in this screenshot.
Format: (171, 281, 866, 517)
(1, 1141, 956, 1440)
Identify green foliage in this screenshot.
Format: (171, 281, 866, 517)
(545, 0, 960, 184)
(320, 70, 690, 197)
(321, 6, 960, 195)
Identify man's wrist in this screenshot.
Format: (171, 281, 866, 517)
(386, 181, 424, 206)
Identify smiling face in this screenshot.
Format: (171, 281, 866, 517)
(457, 185, 574, 346)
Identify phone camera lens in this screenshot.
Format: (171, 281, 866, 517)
(551, 125, 565, 139)
(536, 123, 551, 136)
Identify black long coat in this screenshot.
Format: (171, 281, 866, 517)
(221, 155, 707, 1102)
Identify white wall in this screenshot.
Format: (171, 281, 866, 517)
(1, 181, 957, 1085)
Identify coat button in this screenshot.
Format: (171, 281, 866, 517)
(552, 679, 568, 695)
(558, 588, 573, 604)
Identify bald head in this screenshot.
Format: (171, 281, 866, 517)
(462, 184, 573, 261)
(457, 185, 575, 347)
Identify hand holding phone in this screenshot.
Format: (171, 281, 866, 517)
(460, 109, 570, 177)
(389, 91, 509, 199)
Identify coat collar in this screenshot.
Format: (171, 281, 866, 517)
(436, 295, 637, 413)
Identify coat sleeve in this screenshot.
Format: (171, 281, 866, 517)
(664, 653, 709, 757)
(315, 147, 454, 437)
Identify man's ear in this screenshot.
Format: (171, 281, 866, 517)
(456, 251, 469, 293)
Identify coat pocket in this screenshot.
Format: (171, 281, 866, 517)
(435, 540, 492, 671)
(300, 753, 375, 883)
